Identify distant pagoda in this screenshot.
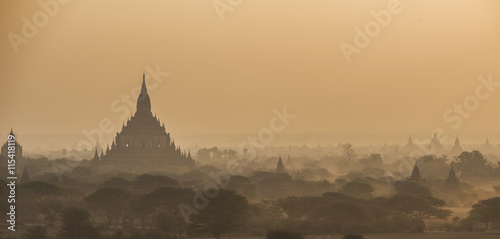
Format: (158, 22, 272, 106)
(450, 136, 463, 156)
(19, 166, 31, 184)
(286, 155, 293, 169)
(100, 73, 195, 169)
(404, 135, 417, 152)
(89, 145, 100, 171)
(408, 160, 425, 183)
(444, 163, 460, 192)
(482, 138, 493, 153)
(276, 156, 287, 174)
(294, 170, 304, 180)
(428, 133, 444, 155)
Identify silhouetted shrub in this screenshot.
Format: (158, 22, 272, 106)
(267, 230, 302, 239)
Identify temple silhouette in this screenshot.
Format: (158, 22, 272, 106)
(408, 160, 425, 183)
(1, 129, 23, 160)
(0, 129, 32, 183)
(275, 156, 287, 174)
(97, 73, 195, 171)
(444, 163, 461, 192)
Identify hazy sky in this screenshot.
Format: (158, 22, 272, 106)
(1, 0, 500, 147)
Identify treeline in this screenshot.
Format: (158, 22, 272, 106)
(3, 150, 500, 238)
(0, 172, 473, 239)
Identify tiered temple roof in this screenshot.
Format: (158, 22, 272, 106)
(100, 74, 194, 168)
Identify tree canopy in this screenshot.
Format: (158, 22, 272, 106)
(188, 190, 249, 239)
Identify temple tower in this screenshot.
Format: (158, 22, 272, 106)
(450, 136, 463, 156)
(101, 74, 195, 168)
(276, 156, 287, 174)
(409, 160, 425, 183)
(444, 163, 460, 192)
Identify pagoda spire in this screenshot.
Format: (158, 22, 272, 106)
(484, 138, 491, 148)
(444, 162, 460, 192)
(454, 136, 460, 146)
(141, 71, 147, 93)
(20, 166, 31, 184)
(187, 149, 192, 160)
(451, 136, 463, 155)
(92, 148, 99, 161)
(276, 156, 287, 174)
(95, 139, 100, 154)
(409, 160, 424, 182)
(93, 139, 100, 160)
(136, 72, 152, 113)
(90, 142, 100, 170)
(428, 132, 444, 153)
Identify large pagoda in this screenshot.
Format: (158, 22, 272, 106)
(100, 74, 195, 168)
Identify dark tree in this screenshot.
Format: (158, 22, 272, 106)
(394, 180, 431, 197)
(359, 154, 383, 168)
(23, 226, 50, 239)
(225, 175, 257, 199)
(85, 187, 130, 204)
(468, 197, 500, 229)
(39, 199, 62, 226)
(99, 177, 131, 190)
(310, 201, 372, 233)
(388, 194, 451, 232)
(140, 187, 193, 236)
(389, 194, 451, 220)
(278, 196, 328, 219)
(188, 190, 249, 239)
(455, 150, 492, 178)
(339, 181, 374, 199)
(59, 207, 98, 239)
(131, 174, 180, 193)
(85, 187, 130, 226)
(22, 181, 60, 198)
